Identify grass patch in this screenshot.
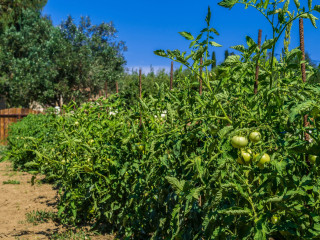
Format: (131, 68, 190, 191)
(25, 210, 57, 225)
(3, 171, 18, 177)
(3, 179, 20, 184)
(50, 229, 93, 240)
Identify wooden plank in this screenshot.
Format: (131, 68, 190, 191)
(0, 111, 2, 143)
(1, 109, 6, 143)
(12, 108, 18, 124)
(0, 108, 42, 145)
(6, 108, 12, 144)
(0, 114, 30, 118)
(20, 108, 27, 121)
(3, 109, 7, 144)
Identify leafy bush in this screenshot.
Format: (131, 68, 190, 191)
(5, 112, 57, 171)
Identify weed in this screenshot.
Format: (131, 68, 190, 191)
(25, 210, 57, 225)
(50, 229, 91, 240)
(3, 180, 20, 184)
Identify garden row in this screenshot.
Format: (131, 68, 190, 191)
(4, 74, 320, 239)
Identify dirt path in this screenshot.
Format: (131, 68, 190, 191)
(0, 161, 114, 240)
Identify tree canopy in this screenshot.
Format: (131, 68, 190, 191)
(0, 2, 126, 108)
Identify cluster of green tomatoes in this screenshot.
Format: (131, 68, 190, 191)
(231, 131, 270, 169)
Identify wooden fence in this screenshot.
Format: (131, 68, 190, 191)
(0, 108, 41, 144)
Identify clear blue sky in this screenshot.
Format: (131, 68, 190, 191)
(43, 0, 320, 73)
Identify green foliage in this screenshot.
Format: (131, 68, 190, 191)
(118, 67, 190, 107)
(6, 55, 320, 238)
(57, 16, 126, 104)
(0, 5, 126, 107)
(218, 0, 320, 88)
(4, 112, 57, 170)
(3, 2, 320, 240)
(0, 0, 47, 32)
(0, 9, 63, 107)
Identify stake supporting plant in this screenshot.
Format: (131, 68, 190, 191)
(139, 69, 142, 99)
(154, 6, 233, 124)
(139, 69, 142, 127)
(299, 18, 307, 84)
(254, 29, 262, 95)
(199, 57, 203, 95)
(116, 82, 119, 94)
(299, 18, 310, 143)
(218, 0, 320, 91)
(170, 61, 173, 90)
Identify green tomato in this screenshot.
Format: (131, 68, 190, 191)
(249, 131, 261, 143)
(257, 153, 270, 165)
(241, 149, 252, 163)
(271, 215, 279, 224)
(231, 136, 248, 148)
(136, 143, 144, 151)
(310, 155, 317, 164)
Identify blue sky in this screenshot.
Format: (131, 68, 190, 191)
(43, 0, 320, 73)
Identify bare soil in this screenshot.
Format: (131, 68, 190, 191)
(0, 160, 114, 240)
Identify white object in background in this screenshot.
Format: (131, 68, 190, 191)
(309, 130, 313, 143)
(109, 110, 118, 116)
(155, 110, 167, 119)
(55, 106, 60, 114)
(161, 110, 167, 118)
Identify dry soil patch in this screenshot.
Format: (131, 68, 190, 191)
(0, 161, 113, 240)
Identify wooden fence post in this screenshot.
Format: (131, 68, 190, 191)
(170, 61, 173, 90)
(254, 29, 262, 95)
